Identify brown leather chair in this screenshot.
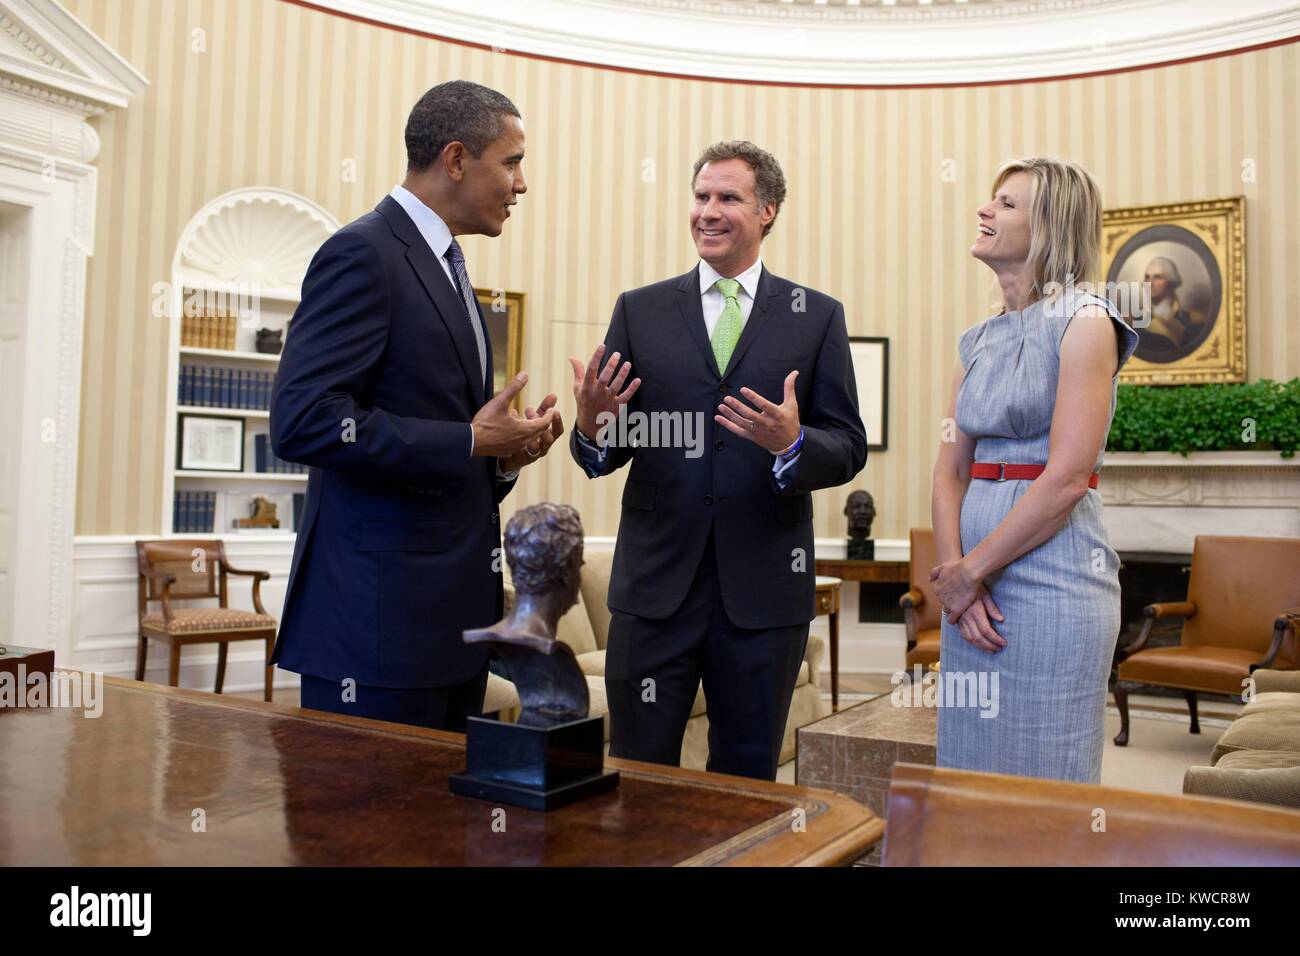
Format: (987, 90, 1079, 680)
(900, 528, 942, 670)
(135, 539, 277, 700)
(1113, 535, 1300, 746)
(883, 763, 1300, 866)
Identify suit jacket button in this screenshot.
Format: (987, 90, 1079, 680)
(714, 440, 724, 451)
(718, 383, 727, 392)
(703, 495, 713, 506)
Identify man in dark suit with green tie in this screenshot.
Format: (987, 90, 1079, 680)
(569, 141, 867, 780)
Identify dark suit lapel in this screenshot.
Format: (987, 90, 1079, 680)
(723, 264, 778, 375)
(376, 196, 486, 407)
(675, 266, 721, 379)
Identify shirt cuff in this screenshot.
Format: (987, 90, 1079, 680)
(468, 422, 475, 457)
(574, 428, 609, 469)
(772, 451, 801, 489)
(495, 459, 519, 482)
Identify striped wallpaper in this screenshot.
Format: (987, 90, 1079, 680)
(66, 0, 1300, 539)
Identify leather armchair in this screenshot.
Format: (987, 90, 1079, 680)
(1113, 535, 1300, 746)
(900, 528, 942, 670)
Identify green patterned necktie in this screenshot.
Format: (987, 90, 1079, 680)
(711, 277, 743, 373)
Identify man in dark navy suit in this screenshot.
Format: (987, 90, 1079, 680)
(569, 140, 867, 780)
(271, 81, 561, 731)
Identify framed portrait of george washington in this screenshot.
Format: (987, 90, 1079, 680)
(474, 287, 525, 408)
(1101, 197, 1245, 385)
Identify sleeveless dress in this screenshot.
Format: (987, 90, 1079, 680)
(936, 290, 1139, 783)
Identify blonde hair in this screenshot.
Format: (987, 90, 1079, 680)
(991, 158, 1103, 300)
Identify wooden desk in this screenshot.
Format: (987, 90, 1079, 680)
(0, 676, 881, 866)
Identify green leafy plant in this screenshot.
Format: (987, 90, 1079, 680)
(1107, 379, 1300, 458)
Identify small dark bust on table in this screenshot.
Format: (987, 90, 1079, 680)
(255, 328, 283, 354)
(844, 489, 876, 560)
(463, 502, 588, 727)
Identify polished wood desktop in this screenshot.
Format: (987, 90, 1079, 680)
(0, 676, 881, 866)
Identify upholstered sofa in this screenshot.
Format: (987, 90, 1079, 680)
(1182, 667, 1300, 810)
(482, 549, 828, 770)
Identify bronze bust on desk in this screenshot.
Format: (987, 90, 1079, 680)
(463, 502, 589, 727)
(451, 503, 618, 810)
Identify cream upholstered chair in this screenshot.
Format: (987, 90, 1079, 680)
(492, 549, 827, 770)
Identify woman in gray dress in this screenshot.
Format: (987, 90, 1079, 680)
(930, 158, 1139, 783)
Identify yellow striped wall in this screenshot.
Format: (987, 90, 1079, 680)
(66, 0, 1300, 539)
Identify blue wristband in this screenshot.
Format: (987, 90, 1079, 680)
(779, 427, 805, 462)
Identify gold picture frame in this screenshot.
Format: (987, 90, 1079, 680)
(474, 287, 525, 407)
(1102, 197, 1245, 385)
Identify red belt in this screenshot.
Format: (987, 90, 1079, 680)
(971, 461, 1099, 489)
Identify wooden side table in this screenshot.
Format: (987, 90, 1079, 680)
(814, 576, 842, 712)
(813, 559, 908, 714)
(814, 557, 909, 584)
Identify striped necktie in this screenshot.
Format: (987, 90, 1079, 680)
(443, 238, 488, 386)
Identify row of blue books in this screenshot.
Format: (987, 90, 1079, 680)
(173, 491, 216, 533)
(180, 365, 275, 410)
(254, 435, 306, 474)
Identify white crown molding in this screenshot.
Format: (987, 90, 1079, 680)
(0, 0, 146, 112)
(313, 0, 1300, 85)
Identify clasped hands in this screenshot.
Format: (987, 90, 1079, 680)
(471, 371, 564, 472)
(568, 343, 801, 455)
(929, 558, 1007, 654)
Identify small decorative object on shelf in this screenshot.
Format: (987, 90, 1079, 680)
(450, 503, 618, 811)
(255, 328, 284, 354)
(234, 495, 280, 530)
(844, 489, 876, 560)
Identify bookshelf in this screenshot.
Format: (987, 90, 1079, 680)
(161, 188, 340, 536)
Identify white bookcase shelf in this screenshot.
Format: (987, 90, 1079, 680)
(180, 346, 282, 364)
(177, 405, 271, 419)
(162, 187, 339, 535)
(174, 470, 308, 481)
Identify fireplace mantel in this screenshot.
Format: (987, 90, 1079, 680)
(1100, 451, 1300, 554)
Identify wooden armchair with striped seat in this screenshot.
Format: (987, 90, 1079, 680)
(135, 539, 278, 700)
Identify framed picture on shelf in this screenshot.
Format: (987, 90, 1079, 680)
(848, 336, 888, 452)
(177, 414, 244, 471)
(1102, 196, 1245, 385)
(474, 287, 524, 407)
